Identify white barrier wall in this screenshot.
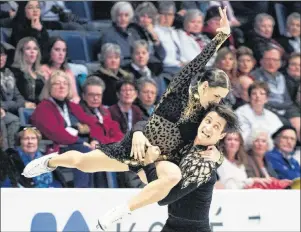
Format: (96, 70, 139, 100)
(1, 189, 300, 232)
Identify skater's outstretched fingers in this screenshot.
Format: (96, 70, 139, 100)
(216, 6, 231, 35)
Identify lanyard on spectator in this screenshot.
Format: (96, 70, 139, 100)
(118, 103, 133, 131)
(49, 98, 72, 127)
(93, 108, 103, 124)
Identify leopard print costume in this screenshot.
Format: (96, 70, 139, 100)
(98, 32, 229, 172)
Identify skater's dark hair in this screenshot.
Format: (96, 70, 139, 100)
(190, 67, 231, 94)
(204, 103, 240, 133)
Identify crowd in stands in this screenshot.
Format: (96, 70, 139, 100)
(0, 1, 300, 189)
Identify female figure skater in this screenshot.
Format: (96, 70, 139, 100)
(23, 7, 231, 230)
(141, 103, 239, 232)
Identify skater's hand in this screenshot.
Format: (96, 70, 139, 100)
(144, 146, 161, 165)
(199, 146, 221, 163)
(131, 131, 152, 161)
(216, 7, 231, 35)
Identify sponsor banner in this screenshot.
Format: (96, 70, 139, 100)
(1, 189, 300, 232)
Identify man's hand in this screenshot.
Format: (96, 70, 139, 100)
(199, 146, 221, 162)
(130, 131, 152, 161)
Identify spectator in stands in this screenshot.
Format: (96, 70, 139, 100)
(41, 36, 80, 103)
(11, 37, 45, 107)
(39, 1, 92, 31)
(0, 43, 24, 150)
(135, 77, 158, 119)
(132, 2, 166, 73)
(0, 106, 19, 150)
(245, 13, 284, 62)
(214, 47, 238, 87)
(236, 46, 256, 77)
(235, 81, 283, 148)
(92, 43, 134, 106)
(246, 129, 278, 178)
(154, 1, 186, 75)
(0, 130, 34, 188)
(123, 40, 166, 97)
(217, 132, 271, 189)
(284, 53, 300, 104)
(177, 9, 216, 67)
(232, 75, 254, 110)
(11, 127, 61, 187)
(98, 2, 139, 66)
(266, 126, 300, 180)
(251, 46, 300, 141)
(214, 47, 238, 106)
(0, 1, 17, 28)
(124, 40, 155, 80)
(31, 70, 108, 187)
(80, 76, 123, 144)
(277, 12, 300, 54)
(109, 80, 143, 134)
(10, 1, 49, 55)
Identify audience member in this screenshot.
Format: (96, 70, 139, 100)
(236, 46, 256, 77)
(235, 81, 283, 147)
(177, 9, 216, 67)
(6, 127, 62, 187)
(284, 53, 300, 104)
(251, 46, 300, 140)
(80, 76, 124, 144)
(245, 13, 284, 62)
(41, 36, 80, 103)
(266, 126, 300, 180)
(217, 132, 271, 189)
(232, 75, 254, 110)
(154, 1, 186, 75)
(277, 12, 300, 54)
(135, 77, 158, 119)
(0, 43, 24, 150)
(92, 43, 134, 106)
(246, 129, 277, 178)
(11, 37, 45, 107)
(31, 71, 107, 187)
(11, 1, 49, 55)
(109, 80, 143, 134)
(97, 2, 138, 65)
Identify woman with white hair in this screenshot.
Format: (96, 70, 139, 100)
(277, 12, 300, 54)
(246, 129, 278, 178)
(178, 9, 215, 67)
(11, 37, 45, 108)
(91, 43, 134, 106)
(98, 2, 139, 65)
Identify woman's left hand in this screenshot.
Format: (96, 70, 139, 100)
(199, 146, 221, 162)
